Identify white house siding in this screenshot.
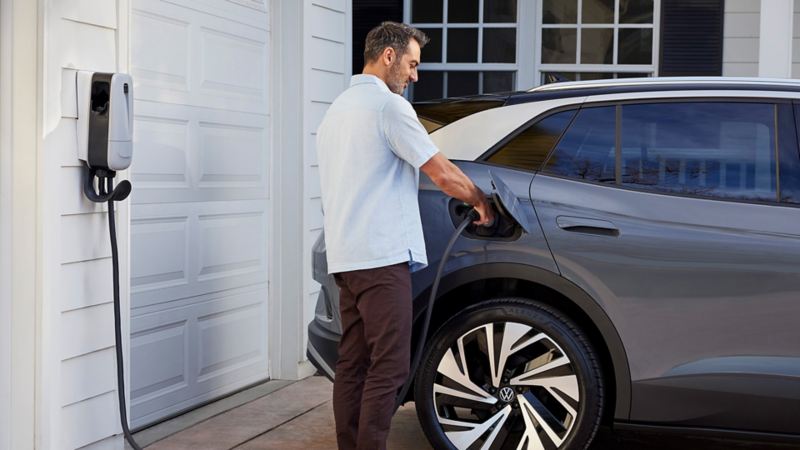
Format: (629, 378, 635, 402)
(723, 0, 761, 77)
(302, 0, 352, 352)
(794, 0, 800, 77)
(39, 0, 131, 448)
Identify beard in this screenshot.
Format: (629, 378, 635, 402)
(386, 61, 407, 95)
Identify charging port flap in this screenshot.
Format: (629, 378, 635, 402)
(488, 170, 533, 234)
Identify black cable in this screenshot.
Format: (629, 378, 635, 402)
(104, 176, 143, 450)
(394, 209, 480, 412)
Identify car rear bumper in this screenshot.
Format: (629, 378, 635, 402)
(306, 319, 339, 382)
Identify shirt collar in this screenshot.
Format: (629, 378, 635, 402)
(350, 74, 391, 93)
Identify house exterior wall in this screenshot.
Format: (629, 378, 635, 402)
(0, 0, 352, 447)
(39, 0, 132, 448)
(302, 0, 352, 354)
(723, 0, 760, 76)
(794, 0, 800, 77)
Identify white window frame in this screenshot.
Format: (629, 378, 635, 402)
(534, 0, 661, 83)
(404, 0, 661, 94)
(405, 0, 536, 97)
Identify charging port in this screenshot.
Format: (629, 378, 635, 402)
(448, 197, 521, 241)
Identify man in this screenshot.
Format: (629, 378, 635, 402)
(316, 21, 494, 450)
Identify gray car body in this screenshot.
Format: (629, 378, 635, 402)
(306, 78, 800, 438)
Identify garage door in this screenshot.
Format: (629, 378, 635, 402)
(129, 0, 271, 428)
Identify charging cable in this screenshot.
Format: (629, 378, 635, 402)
(84, 169, 142, 450)
(394, 207, 482, 412)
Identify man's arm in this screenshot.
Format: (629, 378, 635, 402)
(421, 152, 495, 226)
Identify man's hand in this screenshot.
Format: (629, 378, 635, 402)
(472, 195, 495, 227)
(421, 153, 495, 226)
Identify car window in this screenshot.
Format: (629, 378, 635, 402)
(541, 106, 617, 182)
(780, 103, 800, 204)
(620, 102, 777, 202)
(485, 109, 577, 171)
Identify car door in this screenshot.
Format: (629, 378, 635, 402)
(530, 98, 800, 434)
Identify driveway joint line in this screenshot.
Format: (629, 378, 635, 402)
(228, 400, 331, 450)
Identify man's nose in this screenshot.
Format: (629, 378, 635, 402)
(410, 69, 418, 83)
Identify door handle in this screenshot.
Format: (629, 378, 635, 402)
(556, 216, 619, 237)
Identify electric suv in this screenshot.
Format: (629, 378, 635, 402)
(306, 78, 800, 449)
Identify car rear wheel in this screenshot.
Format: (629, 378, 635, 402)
(414, 298, 604, 450)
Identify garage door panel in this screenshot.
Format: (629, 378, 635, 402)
(132, 0, 270, 426)
(131, 320, 189, 402)
(130, 9, 190, 92)
(197, 301, 264, 381)
(169, 0, 269, 30)
(132, 102, 269, 204)
(132, 201, 268, 309)
(131, 115, 190, 188)
(197, 212, 266, 281)
(198, 27, 268, 102)
(131, 216, 189, 293)
(197, 122, 267, 190)
(132, 0, 268, 114)
(130, 286, 267, 426)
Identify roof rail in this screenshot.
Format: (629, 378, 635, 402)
(528, 76, 800, 93)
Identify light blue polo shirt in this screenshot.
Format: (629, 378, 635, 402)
(317, 74, 439, 274)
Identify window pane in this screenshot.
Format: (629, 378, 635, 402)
(483, 28, 516, 63)
(447, 28, 478, 62)
(621, 102, 777, 201)
(413, 71, 444, 101)
(620, 0, 654, 23)
(542, 72, 577, 83)
(543, 0, 577, 24)
(449, 0, 479, 23)
(582, 0, 614, 23)
(412, 0, 443, 23)
(542, 28, 577, 63)
(485, 0, 518, 22)
(543, 106, 616, 182)
(483, 71, 515, 93)
(581, 29, 613, 64)
(447, 71, 480, 97)
(618, 28, 652, 64)
(488, 110, 577, 171)
(418, 28, 442, 63)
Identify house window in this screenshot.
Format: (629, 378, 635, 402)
(407, 0, 519, 101)
(538, 0, 659, 82)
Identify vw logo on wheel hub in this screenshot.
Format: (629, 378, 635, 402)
(498, 386, 516, 403)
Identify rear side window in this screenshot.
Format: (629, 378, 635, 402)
(620, 102, 777, 202)
(485, 109, 576, 171)
(541, 106, 617, 182)
(780, 103, 800, 204)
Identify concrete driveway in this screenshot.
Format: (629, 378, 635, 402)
(135, 376, 798, 450)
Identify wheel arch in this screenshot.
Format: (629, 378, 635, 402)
(412, 262, 631, 421)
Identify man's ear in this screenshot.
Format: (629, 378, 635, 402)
(382, 47, 395, 66)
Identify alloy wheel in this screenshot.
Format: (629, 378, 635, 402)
(432, 321, 581, 449)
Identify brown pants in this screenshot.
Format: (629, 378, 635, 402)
(332, 263, 412, 450)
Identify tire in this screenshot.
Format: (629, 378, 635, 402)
(414, 298, 604, 450)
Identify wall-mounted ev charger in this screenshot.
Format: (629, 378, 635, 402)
(76, 71, 141, 450)
(77, 71, 133, 171)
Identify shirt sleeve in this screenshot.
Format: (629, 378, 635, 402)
(382, 95, 439, 169)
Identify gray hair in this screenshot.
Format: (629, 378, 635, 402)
(363, 21, 429, 64)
